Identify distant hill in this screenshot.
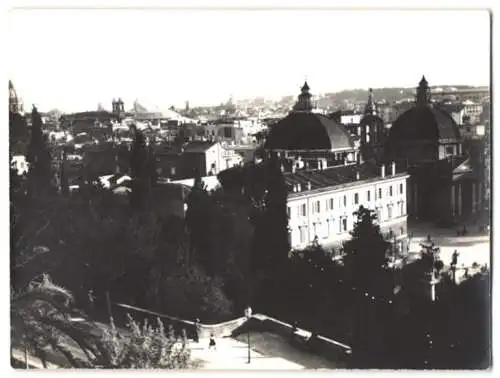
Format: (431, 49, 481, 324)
(319, 85, 482, 106)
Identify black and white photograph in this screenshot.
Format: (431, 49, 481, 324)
(7, 3, 492, 371)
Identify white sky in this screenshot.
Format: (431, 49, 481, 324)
(7, 9, 490, 112)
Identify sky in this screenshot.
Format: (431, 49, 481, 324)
(7, 8, 490, 113)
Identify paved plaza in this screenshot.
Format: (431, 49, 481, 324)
(407, 220, 490, 269)
(189, 332, 340, 370)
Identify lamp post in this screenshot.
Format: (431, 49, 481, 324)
(244, 306, 252, 364)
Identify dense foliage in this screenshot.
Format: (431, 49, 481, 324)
(26, 106, 53, 195)
(10, 105, 490, 369)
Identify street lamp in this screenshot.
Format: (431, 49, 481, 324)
(244, 306, 252, 364)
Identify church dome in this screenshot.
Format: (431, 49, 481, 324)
(388, 76, 460, 144)
(265, 111, 355, 151)
(389, 104, 460, 143)
(265, 82, 355, 151)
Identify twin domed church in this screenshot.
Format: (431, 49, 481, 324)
(265, 77, 483, 223)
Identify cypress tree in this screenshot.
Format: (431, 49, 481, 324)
(129, 126, 156, 209)
(26, 105, 53, 196)
(250, 155, 290, 306)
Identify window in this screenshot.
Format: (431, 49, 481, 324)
(366, 134, 370, 143)
(301, 204, 307, 217)
(399, 201, 405, 216)
(313, 200, 321, 214)
(343, 195, 347, 207)
(367, 190, 371, 201)
(389, 186, 393, 196)
(287, 206, 291, 218)
(388, 205, 393, 219)
(342, 218, 348, 232)
(376, 208, 382, 221)
(399, 183, 403, 194)
(378, 188, 382, 199)
(329, 198, 334, 210)
(446, 146, 454, 155)
(354, 193, 359, 205)
(299, 227, 307, 244)
(400, 227, 405, 236)
(323, 221, 329, 239)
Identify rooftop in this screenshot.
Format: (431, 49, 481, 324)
(285, 162, 408, 198)
(183, 140, 217, 153)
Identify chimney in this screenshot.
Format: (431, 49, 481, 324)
(297, 183, 302, 192)
(381, 165, 386, 178)
(307, 181, 312, 191)
(356, 171, 360, 180)
(344, 158, 348, 166)
(391, 161, 396, 176)
(293, 184, 297, 192)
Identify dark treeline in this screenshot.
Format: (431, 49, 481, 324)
(10, 109, 490, 369)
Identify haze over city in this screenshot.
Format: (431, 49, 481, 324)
(8, 9, 490, 112)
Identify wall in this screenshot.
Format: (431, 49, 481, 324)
(170, 175, 221, 192)
(287, 174, 409, 250)
(111, 303, 352, 366)
(231, 314, 352, 366)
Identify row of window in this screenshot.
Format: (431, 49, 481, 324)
(288, 183, 405, 217)
(296, 219, 407, 246)
(297, 217, 349, 244)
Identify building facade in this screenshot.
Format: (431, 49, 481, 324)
(285, 161, 409, 255)
(385, 76, 484, 222)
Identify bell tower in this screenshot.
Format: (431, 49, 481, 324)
(293, 81, 313, 112)
(9, 80, 19, 114)
(364, 88, 377, 116)
(416, 75, 431, 107)
(112, 98, 125, 121)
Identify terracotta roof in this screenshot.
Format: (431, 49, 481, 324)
(265, 112, 355, 151)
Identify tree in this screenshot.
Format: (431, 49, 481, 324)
(148, 265, 233, 323)
(11, 274, 99, 368)
(250, 155, 290, 308)
(185, 175, 210, 270)
(342, 205, 391, 295)
(94, 315, 192, 369)
(341, 206, 393, 368)
(26, 105, 53, 195)
(9, 111, 29, 157)
(129, 126, 156, 209)
(11, 274, 194, 369)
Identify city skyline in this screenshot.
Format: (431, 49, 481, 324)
(8, 9, 490, 112)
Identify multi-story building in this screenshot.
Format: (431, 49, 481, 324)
(156, 141, 243, 180)
(462, 100, 483, 125)
(285, 161, 409, 254)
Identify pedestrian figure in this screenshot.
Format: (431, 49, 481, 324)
(291, 320, 298, 342)
(452, 250, 459, 266)
(208, 333, 216, 350)
(194, 318, 200, 343)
